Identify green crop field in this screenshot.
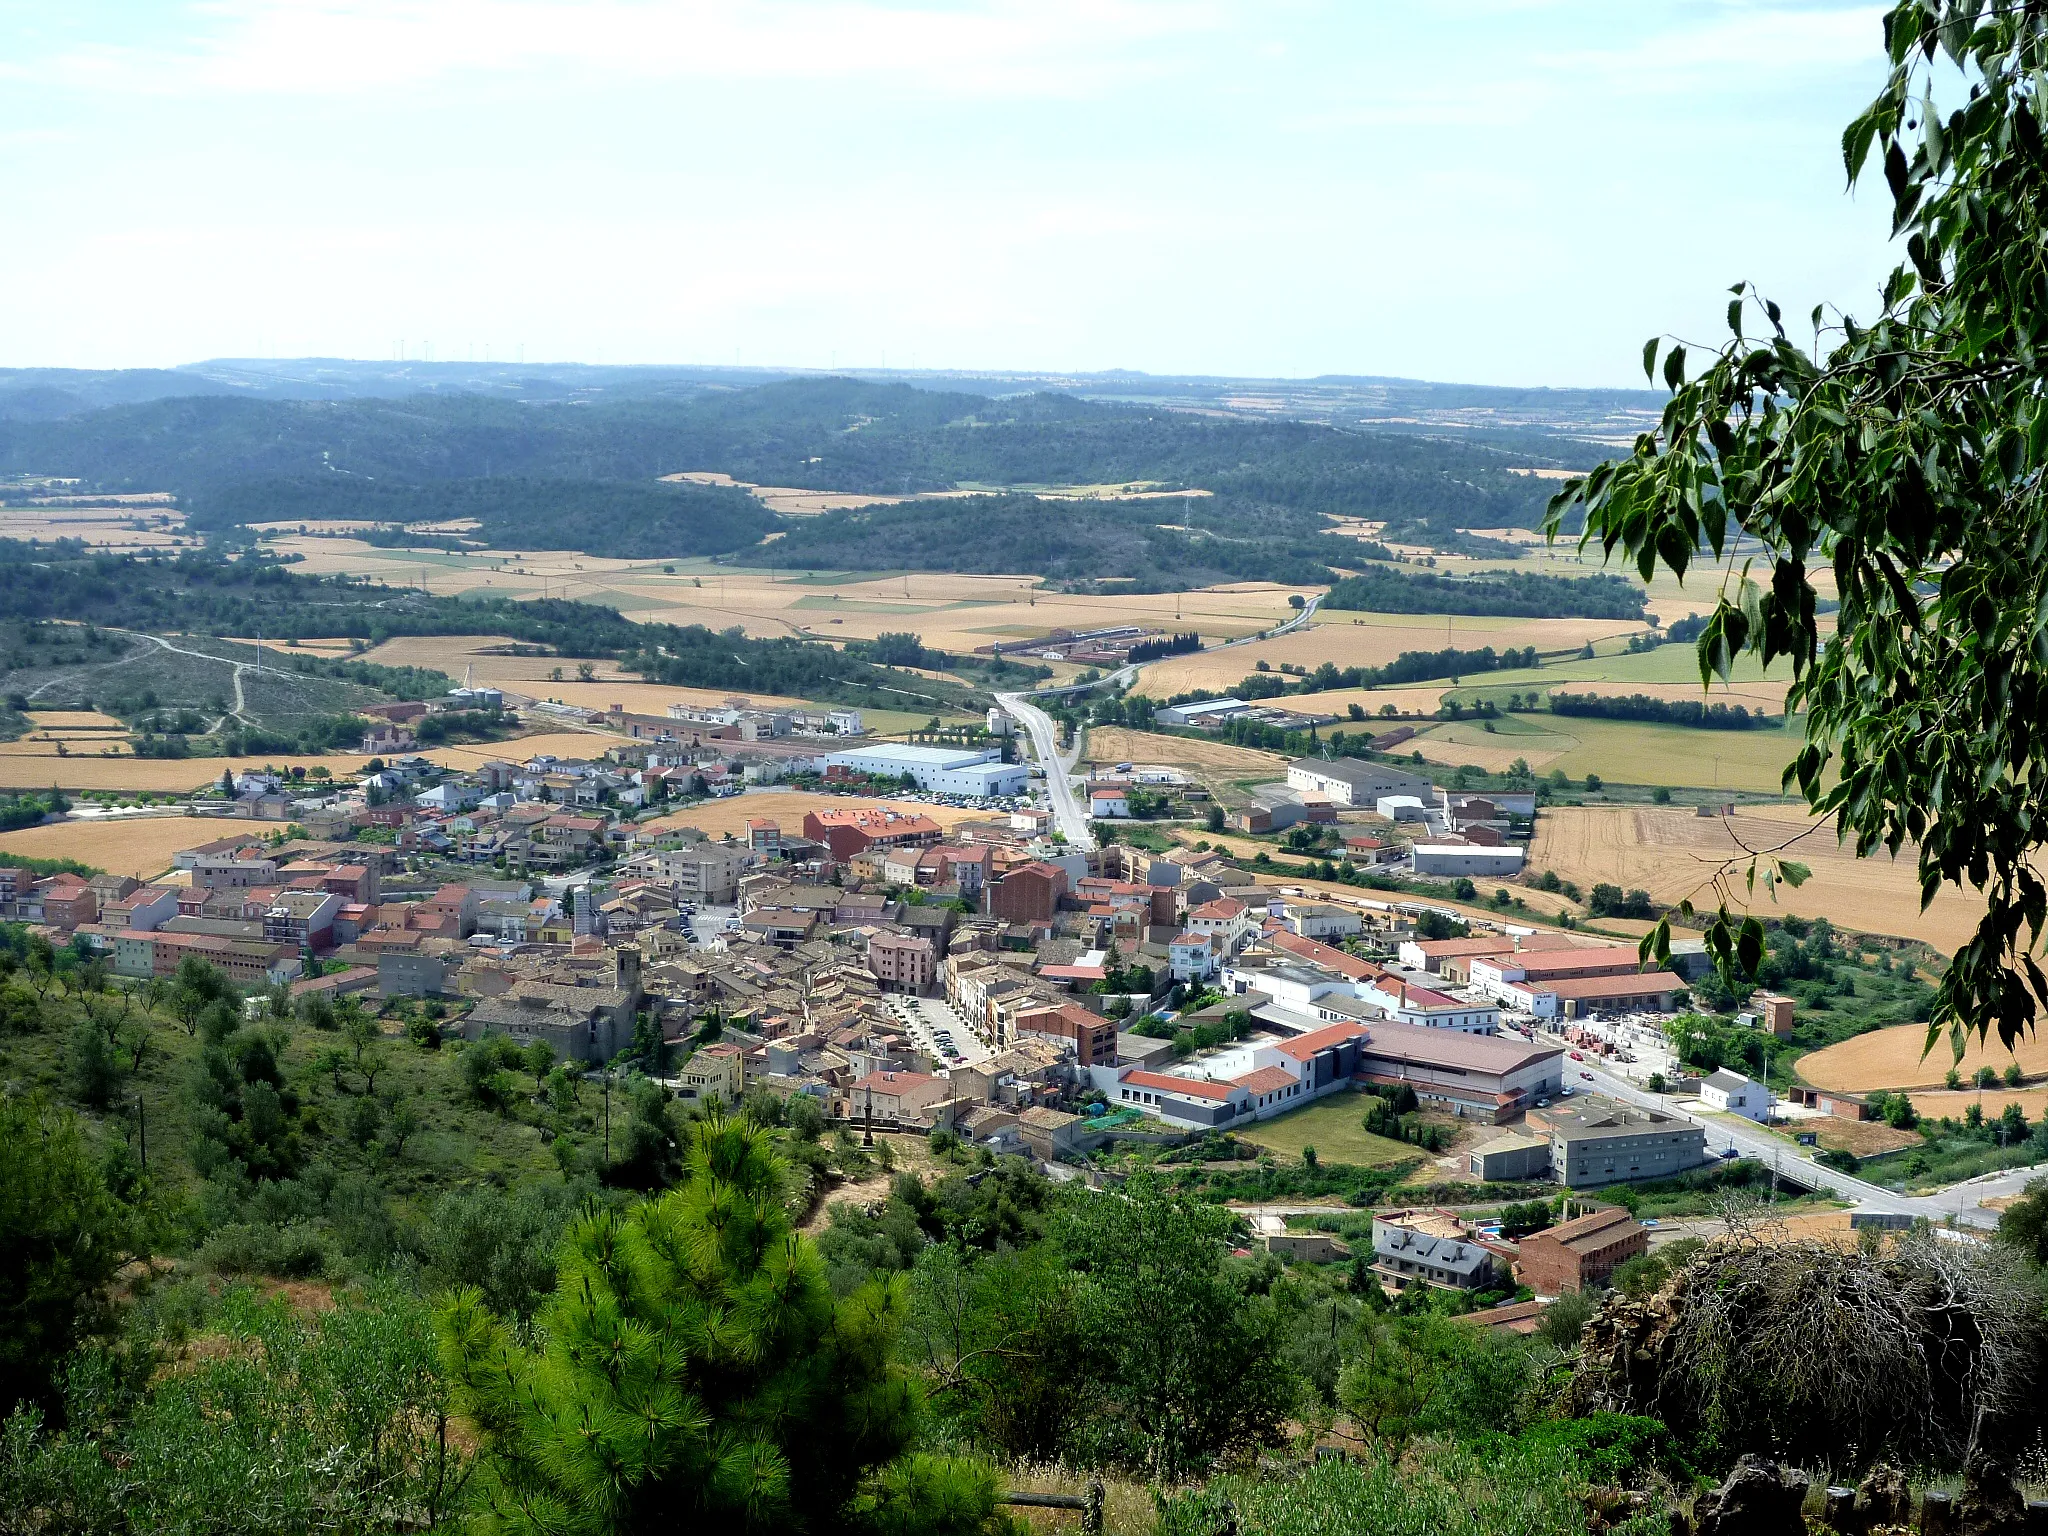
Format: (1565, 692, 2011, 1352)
(1444, 642, 1789, 699)
(1418, 712, 1799, 791)
(1233, 1092, 1429, 1167)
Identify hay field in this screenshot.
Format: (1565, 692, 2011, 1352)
(1796, 1023, 2048, 1094)
(644, 792, 991, 840)
(264, 533, 1300, 650)
(26, 710, 128, 732)
(1898, 1087, 2048, 1121)
(1529, 805, 1982, 951)
(355, 636, 639, 686)
(0, 503, 187, 550)
(0, 815, 217, 879)
(1083, 728, 1287, 777)
(1135, 613, 1645, 695)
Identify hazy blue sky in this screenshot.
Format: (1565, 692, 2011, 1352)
(1, 1, 1900, 385)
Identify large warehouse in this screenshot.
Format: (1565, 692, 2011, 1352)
(822, 743, 1030, 797)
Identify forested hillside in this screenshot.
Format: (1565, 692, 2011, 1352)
(1323, 565, 1648, 620)
(751, 492, 1377, 590)
(0, 540, 985, 710)
(0, 377, 1564, 550)
(196, 475, 776, 559)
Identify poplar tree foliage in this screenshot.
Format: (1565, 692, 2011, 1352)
(1549, 1, 2048, 1053)
(436, 1113, 1009, 1536)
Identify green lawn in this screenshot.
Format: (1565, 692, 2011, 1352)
(1234, 1092, 1424, 1167)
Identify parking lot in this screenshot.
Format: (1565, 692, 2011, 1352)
(885, 993, 993, 1070)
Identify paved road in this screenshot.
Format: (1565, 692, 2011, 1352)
(994, 687, 1093, 850)
(1018, 591, 1324, 702)
(1566, 1055, 2008, 1228)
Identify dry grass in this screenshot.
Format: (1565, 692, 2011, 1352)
(1797, 1023, 2048, 1094)
(0, 815, 218, 879)
(1083, 727, 1286, 777)
(643, 791, 993, 840)
(1528, 805, 1981, 951)
(1807, 1117, 1925, 1158)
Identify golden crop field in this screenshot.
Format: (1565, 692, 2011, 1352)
(1083, 727, 1287, 777)
(1796, 1022, 2048, 1094)
(1528, 804, 1983, 952)
(354, 635, 639, 686)
(643, 792, 992, 840)
(264, 533, 1303, 651)
(0, 503, 187, 549)
(0, 728, 631, 794)
(0, 815, 220, 880)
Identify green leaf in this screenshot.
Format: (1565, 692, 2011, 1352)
(1641, 338, 1660, 382)
(1778, 860, 1812, 888)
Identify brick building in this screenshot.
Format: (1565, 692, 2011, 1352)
(1514, 1206, 1648, 1295)
(1013, 1001, 1118, 1066)
(989, 862, 1068, 925)
(868, 931, 937, 995)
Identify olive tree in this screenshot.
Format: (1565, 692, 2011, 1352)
(1551, 3, 2048, 1051)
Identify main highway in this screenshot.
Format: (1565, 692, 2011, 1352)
(1563, 1050, 2017, 1230)
(994, 687, 1095, 850)
(997, 589, 1328, 846)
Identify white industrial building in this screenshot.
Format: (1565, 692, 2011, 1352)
(1286, 757, 1434, 808)
(822, 743, 1030, 797)
(1157, 698, 1253, 728)
(1411, 840, 1526, 877)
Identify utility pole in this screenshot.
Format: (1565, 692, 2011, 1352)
(863, 1082, 875, 1148)
(603, 1067, 612, 1163)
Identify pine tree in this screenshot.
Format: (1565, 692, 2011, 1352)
(437, 1114, 1009, 1535)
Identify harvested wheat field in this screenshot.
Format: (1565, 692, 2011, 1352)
(0, 728, 624, 794)
(1897, 1087, 2048, 1122)
(0, 815, 218, 880)
(1796, 1024, 2048, 1095)
(1084, 727, 1287, 777)
(264, 533, 1302, 649)
(1529, 805, 1982, 952)
(644, 792, 991, 840)
(0, 503, 187, 549)
(25, 711, 130, 733)
(355, 636, 639, 687)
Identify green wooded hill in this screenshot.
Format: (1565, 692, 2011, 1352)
(0, 376, 1562, 553)
(0, 539, 985, 711)
(199, 476, 777, 559)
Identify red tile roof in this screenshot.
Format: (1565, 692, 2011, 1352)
(1122, 1069, 1238, 1102)
(1232, 1066, 1299, 1095)
(1275, 1021, 1370, 1060)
